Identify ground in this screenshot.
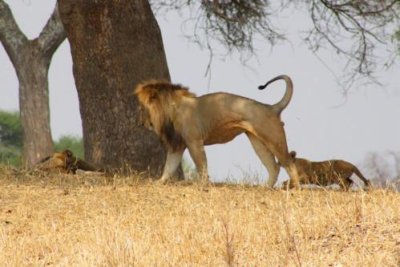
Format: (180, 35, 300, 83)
(0, 166, 399, 266)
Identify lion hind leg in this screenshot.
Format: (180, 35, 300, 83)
(284, 163, 301, 188)
(344, 178, 353, 191)
(247, 133, 280, 187)
(250, 122, 301, 188)
(337, 177, 352, 191)
(159, 150, 184, 183)
(352, 167, 372, 187)
(264, 140, 300, 188)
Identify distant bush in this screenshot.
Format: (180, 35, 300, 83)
(0, 110, 22, 166)
(0, 144, 21, 166)
(0, 110, 22, 147)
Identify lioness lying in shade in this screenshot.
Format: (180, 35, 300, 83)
(35, 149, 100, 174)
(283, 151, 371, 190)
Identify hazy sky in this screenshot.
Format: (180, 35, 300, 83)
(1, 1, 399, 183)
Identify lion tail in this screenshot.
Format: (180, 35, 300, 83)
(352, 166, 372, 187)
(258, 74, 293, 116)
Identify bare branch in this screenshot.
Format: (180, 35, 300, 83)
(152, 0, 400, 88)
(0, 0, 28, 66)
(303, 0, 400, 89)
(37, 3, 66, 57)
(152, 0, 282, 61)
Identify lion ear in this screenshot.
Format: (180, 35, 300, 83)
(148, 90, 158, 103)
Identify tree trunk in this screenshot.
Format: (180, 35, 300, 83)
(0, 1, 66, 167)
(18, 50, 54, 166)
(58, 0, 176, 177)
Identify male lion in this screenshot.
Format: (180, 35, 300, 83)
(135, 75, 300, 187)
(283, 151, 371, 190)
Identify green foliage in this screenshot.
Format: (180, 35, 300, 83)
(0, 144, 21, 166)
(54, 135, 84, 159)
(0, 110, 22, 147)
(395, 29, 400, 54)
(0, 110, 22, 166)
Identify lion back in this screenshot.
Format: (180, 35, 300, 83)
(135, 80, 195, 104)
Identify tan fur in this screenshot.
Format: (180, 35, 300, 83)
(283, 153, 371, 190)
(135, 80, 196, 141)
(135, 75, 300, 187)
(35, 150, 99, 174)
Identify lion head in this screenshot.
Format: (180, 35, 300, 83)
(135, 80, 196, 150)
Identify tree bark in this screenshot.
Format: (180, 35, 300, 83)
(0, 1, 66, 166)
(58, 0, 174, 177)
(18, 49, 54, 167)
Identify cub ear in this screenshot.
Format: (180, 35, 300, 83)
(289, 150, 297, 159)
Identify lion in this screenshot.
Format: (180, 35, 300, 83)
(35, 149, 99, 174)
(134, 75, 300, 187)
(282, 151, 371, 190)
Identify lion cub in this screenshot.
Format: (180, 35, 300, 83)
(283, 152, 371, 190)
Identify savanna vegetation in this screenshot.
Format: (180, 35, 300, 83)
(0, 170, 399, 266)
(1, 0, 399, 172)
(1, 2, 399, 265)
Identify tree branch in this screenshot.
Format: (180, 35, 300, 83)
(152, 0, 283, 61)
(0, 0, 28, 66)
(304, 0, 400, 89)
(153, 0, 399, 88)
(37, 3, 66, 58)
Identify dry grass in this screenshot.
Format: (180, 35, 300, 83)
(0, 166, 399, 266)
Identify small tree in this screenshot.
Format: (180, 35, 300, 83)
(0, 1, 66, 166)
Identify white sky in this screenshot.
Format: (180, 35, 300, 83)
(1, 1, 399, 183)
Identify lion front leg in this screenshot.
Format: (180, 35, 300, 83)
(260, 152, 280, 188)
(159, 150, 184, 183)
(187, 142, 209, 183)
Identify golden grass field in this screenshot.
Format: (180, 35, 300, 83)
(0, 167, 399, 266)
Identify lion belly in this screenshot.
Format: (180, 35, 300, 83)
(204, 124, 244, 145)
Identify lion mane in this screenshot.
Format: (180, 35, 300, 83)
(135, 75, 300, 187)
(283, 151, 371, 190)
(135, 80, 195, 150)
